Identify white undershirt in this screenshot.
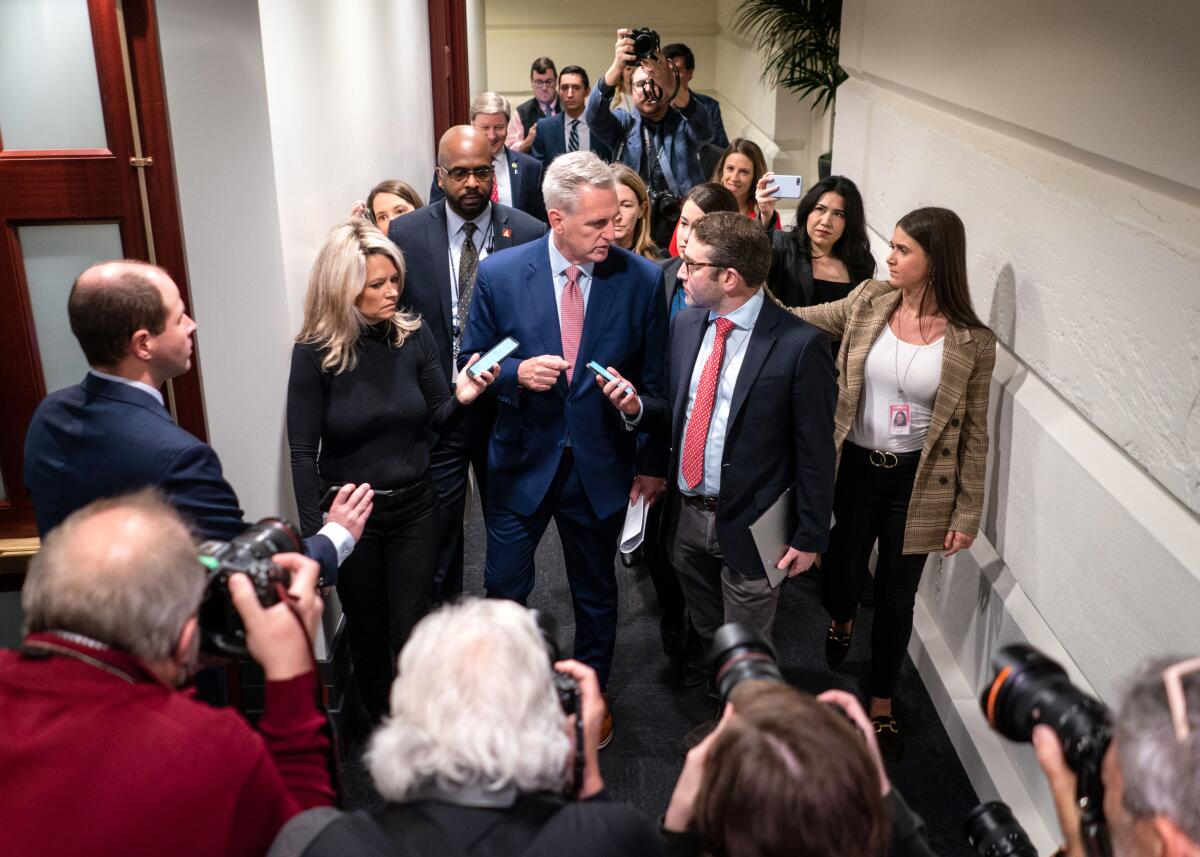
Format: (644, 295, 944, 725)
(848, 324, 944, 453)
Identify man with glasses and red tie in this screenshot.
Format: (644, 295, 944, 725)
(641, 211, 836, 659)
(459, 151, 668, 749)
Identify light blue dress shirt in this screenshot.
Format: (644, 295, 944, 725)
(546, 232, 593, 317)
(677, 289, 765, 497)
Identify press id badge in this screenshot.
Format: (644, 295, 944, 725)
(889, 403, 911, 436)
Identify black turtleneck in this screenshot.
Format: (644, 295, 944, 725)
(287, 321, 462, 536)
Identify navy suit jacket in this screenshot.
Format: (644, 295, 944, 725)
(389, 201, 547, 384)
(429, 147, 546, 222)
(644, 297, 838, 578)
(530, 113, 613, 169)
(459, 238, 668, 520)
(23, 374, 337, 576)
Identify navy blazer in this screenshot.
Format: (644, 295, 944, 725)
(389, 201, 547, 384)
(23, 374, 338, 576)
(530, 113, 614, 169)
(429, 147, 546, 222)
(458, 238, 668, 520)
(644, 297, 837, 577)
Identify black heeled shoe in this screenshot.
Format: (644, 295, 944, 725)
(825, 622, 852, 666)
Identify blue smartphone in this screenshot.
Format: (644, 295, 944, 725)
(468, 336, 519, 378)
(586, 360, 634, 396)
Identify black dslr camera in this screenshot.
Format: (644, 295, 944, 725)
(628, 27, 661, 63)
(531, 610, 585, 792)
(649, 190, 682, 228)
(197, 518, 299, 657)
(976, 644, 1113, 857)
(707, 622, 784, 704)
(963, 801, 1039, 857)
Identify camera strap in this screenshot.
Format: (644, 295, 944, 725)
(641, 123, 681, 197)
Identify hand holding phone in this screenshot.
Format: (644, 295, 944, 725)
(769, 174, 804, 199)
(469, 336, 519, 378)
(587, 360, 634, 396)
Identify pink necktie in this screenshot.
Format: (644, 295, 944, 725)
(561, 265, 584, 384)
(681, 317, 736, 490)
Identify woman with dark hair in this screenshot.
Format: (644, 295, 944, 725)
(792, 207, 996, 760)
(758, 173, 876, 308)
(350, 180, 424, 234)
(667, 139, 778, 256)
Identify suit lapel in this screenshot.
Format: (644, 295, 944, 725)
(428, 203, 454, 341)
(923, 323, 976, 453)
(491, 205, 515, 252)
(569, 256, 620, 396)
(725, 302, 779, 431)
(525, 242, 567, 398)
(672, 311, 707, 447)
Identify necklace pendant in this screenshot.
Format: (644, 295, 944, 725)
(897, 387, 904, 399)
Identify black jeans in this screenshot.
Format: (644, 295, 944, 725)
(336, 472, 438, 721)
(822, 442, 929, 699)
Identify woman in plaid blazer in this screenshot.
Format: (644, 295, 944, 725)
(792, 207, 996, 760)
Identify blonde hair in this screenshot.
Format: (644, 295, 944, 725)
(469, 91, 512, 121)
(296, 220, 420, 374)
(610, 163, 658, 259)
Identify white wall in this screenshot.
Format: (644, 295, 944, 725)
(837, 0, 1200, 848)
(155, 0, 434, 521)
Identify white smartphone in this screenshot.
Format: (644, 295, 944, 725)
(468, 336, 519, 378)
(770, 174, 804, 199)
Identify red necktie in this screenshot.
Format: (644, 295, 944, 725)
(490, 177, 499, 203)
(561, 265, 584, 384)
(681, 317, 736, 490)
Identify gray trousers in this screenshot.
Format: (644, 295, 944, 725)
(667, 493, 782, 649)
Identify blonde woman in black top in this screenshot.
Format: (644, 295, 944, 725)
(287, 220, 497, 721)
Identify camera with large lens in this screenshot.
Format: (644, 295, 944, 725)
(197, 518, 299, 657)
(649, 190, 682, 227)
(980, 644, 1113, 857)
(628, 27, 661, 62)
(707, 622, 784, 704)
(531, 610, 584, 792)
(963, 801, 1038, 857)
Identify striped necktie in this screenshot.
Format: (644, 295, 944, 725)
(568, 119, 580, 152)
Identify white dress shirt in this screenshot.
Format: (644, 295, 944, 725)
(564, 114, 591, 153)
(677, 289, 765, 496)
(493, 150, 514, 208)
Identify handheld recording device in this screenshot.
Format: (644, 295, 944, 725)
(468, 336, 519, 378)
(586, 360, 634, 396)
(770, 174, 804, 199)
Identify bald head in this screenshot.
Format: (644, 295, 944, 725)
(22, 490, 205, 662)
(436, 125, 494, 220)
(438, 125, 491, 166)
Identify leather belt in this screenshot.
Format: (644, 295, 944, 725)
(681, 494, 719, 511)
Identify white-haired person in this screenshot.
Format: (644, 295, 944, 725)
(428, 91, 547, 221)
(271, 599, 662, 857)
(286, 220, 499, 723)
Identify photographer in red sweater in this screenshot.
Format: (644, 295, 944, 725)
(0, 490, 335, 857)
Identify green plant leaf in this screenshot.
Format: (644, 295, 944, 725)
(731, 0, 845, 113)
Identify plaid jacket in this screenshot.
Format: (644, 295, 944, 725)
(794, 280, 996, 554)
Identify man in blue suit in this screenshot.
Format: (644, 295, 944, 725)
(531, 66, 613, 169)
(430, 92, 546, 223)
(460, 152, 668, 747)
(23, 261, 371, 585)
(391, 125, 546, 601)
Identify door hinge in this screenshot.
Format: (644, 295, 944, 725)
(129, 156, 154, 168)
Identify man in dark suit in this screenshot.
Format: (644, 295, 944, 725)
(23, 261, 371, 585)
(643, 212, 836, 650)
(459, 151, 668, 746)
(531, 66, 613, 169)
(390, 125, 546, 601)
(429, 93, 546, 222)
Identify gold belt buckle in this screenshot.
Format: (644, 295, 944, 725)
(869, 449, 899, 469)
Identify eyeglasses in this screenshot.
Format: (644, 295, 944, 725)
(679, 256, 724, 274)
(438, 166, 494, 183)
(1163, 656, 1200, 742)
(532, 78, 557, 89)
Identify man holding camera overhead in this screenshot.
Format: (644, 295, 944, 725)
(586, 28, 714, 248)
(0, 491, 336, 857)
(22, 260, 371, 587)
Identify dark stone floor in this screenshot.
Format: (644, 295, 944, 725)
(341, 503, 979, 856)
